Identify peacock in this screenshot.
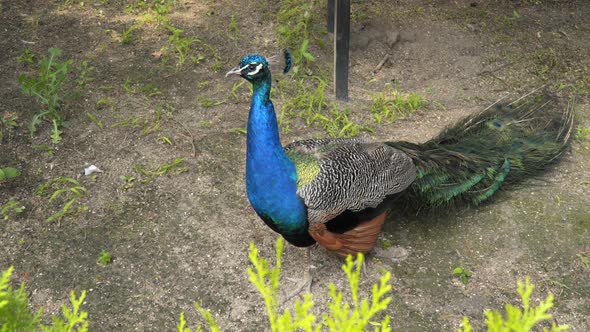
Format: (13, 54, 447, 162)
(225, 52, 574, 260)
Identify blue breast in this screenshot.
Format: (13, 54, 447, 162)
(245, 99, 307, 234)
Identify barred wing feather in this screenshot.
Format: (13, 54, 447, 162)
(285, 138, 416, 225)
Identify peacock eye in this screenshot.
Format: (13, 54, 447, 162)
(248, 63, 257, 70)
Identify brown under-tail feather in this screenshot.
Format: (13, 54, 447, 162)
(308, 212, 387, 256)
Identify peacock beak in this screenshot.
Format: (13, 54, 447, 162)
(225, 65, 247, 77)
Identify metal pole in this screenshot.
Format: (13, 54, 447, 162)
(334, 0, 350, 101)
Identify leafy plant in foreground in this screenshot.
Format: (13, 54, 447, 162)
(181, 238, 393, 331)
(18, 47, 72, 140)
(459, 277, 568, 332)
(0, 266, 89, 331)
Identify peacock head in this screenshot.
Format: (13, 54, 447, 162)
(226, 50, 292, 83)
(225, 54, 270, 83)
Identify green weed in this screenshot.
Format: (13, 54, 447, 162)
(277, 0, 322, 75)
(0, 167, 20, 183)
(279, 78, 371, 137)
(575, 126, 590, 141)
(153, 0, 172, 25)
(533, 48, 558, 81)
(197, 95, 227, 108)
(32, 144, 56, 156)
(18, 47, 72, 140)
(121, 24, 140, 45)
(459, 277, 568, 332)
(134, 157, 187, 183)
(0, 112, 19, 141)
(198, 120, 212, 129)
(370, 87, 427, 123)
(123, 78, 137, 94)
(17, 48, 35, 64)
(119, 175, 136, 190)
(122, 79, 162, 97)
(141, 83, 162, 97)
(230, 81, 246, 103)
(577, 253, 590, 271)
(161, 26, 194, 66)
(113, 108, 165, 136)
(228, 15, 239, 46)
(37, 176, 88, 223)
(229, 128, 247, 135)
(98, 250, 113, 265)
(75, 60, 95, 88)
(51, 119, 63, 144)
(194, 38, 221, 62)
(158, 135, 173, 145)
(190, 55, 205, 65)
(452, 266, 473, 285)
(196, 81, 209, 90)
(96, 97, 113, 109)
(1, 200, 25, 221)
(211, 61, 224, 72)
(86, 112, 104, 129)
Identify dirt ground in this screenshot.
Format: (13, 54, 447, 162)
(1, 0, 589, 331)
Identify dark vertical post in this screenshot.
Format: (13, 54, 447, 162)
(327, 0, 335, 33)
(334, 0, 350, 101)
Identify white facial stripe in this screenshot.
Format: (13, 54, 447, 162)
(246, 63, 263, 76)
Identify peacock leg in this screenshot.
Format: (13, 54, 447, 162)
(282, 246, 313, 304)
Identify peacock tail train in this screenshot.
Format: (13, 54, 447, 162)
(388, 92, 575, 210)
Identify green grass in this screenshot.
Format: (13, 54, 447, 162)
(278, 78, 372, 138)
(370, 87, 427, 124)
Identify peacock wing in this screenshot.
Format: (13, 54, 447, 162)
(285, 138, 416, 225)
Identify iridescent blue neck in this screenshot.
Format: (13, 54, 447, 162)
(245, 75, 310, 243)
